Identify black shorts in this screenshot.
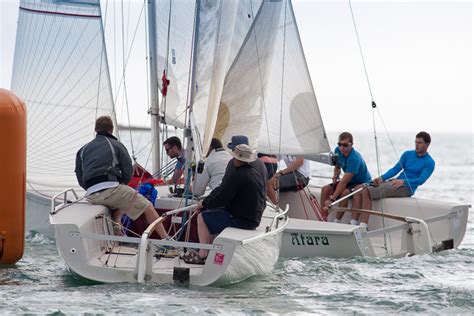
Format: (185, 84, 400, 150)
(201, 208, 255, 235)
(278, 171, 309, 192)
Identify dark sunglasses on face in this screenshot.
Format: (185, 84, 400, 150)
(337, 142, 351, 148)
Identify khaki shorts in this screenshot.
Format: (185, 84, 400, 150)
(86, 184, 151, 220)
(367, 181, 411, 200)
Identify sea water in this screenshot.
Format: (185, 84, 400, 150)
(1, 132, 472, 314)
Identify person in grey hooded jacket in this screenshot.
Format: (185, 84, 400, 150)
(75, 116, 168, 238)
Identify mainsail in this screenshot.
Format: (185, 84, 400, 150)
(155, 0, 196, 129)
(11, 0, 114, 195)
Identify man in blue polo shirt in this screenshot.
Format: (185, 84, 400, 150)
(321, 132, 371, 224)
(163, 136, 185, 185)
(355, 131, 435, 226)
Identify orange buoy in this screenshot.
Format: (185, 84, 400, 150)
(0, 89, 26, 264)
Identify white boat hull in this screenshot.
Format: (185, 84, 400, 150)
(278, 186, 470, 258)
(50, 193, 288, 286)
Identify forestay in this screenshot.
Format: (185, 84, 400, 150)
(11, 0, 114, 196)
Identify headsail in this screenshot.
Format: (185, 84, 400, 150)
(214, 0, 330, 158)
(190, 0, 239, 160)
(11, 0, 114, 195)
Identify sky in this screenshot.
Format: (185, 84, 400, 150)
(0, 0, 472, 134)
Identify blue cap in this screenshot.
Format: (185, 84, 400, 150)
(227, 135, 249, 150)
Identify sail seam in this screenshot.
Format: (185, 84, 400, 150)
(19, 6, 101, 19)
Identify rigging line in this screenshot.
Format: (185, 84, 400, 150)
(126, 0, 131, 53)
(100, 1, 119, 142)
(26, 181, 56, 199)
(110, 2, 145, 116)
(17, 0, 56, 96)
(161, 0, 173, 120)
(183, 1, 199, 127)
(349, 0, 392, 254)
(113, 0, 117, 106)
(278, 0, 288, 158)
(249, 0, 273, 157)
(95, 0, 109, 120)
(348, 0, 374, 102)
(143, 0, 151, 153)
(121, 0, 135, 160)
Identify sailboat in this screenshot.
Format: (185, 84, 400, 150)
(12, 0, 291, 286)
(11, 0, 470, 268)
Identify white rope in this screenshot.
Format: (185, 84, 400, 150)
(277, 0, 288, 159)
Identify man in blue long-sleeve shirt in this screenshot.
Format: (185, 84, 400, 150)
(355, 131, 435, 226)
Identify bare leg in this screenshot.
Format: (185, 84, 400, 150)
(267, 178, 277, 204)
(320, 184, 333, 206)
(197, 213, 214, 258)
(333, 188, 351, 221)
(320, 184, 334, 219)
(359, 189, 372, 224)
(143, 205, 168, 239)
(351, 185, 365, 221)
(111, 209, 124, 235)
(111, 209, 123, 224)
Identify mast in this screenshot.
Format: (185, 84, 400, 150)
(147, 0, 161, 173)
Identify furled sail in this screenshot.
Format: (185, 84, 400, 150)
(11, 0, 114, 196)
(215, 0, 330, 158)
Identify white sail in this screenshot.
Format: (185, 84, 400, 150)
(214, 0, 330, 157)
(190, 0, 239, 159)
(155, 0, 196, 128)
(258, 1, 330, 157)
(11, 0, 114, 196)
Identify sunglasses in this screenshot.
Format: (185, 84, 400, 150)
(337, 142, 351, 148)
